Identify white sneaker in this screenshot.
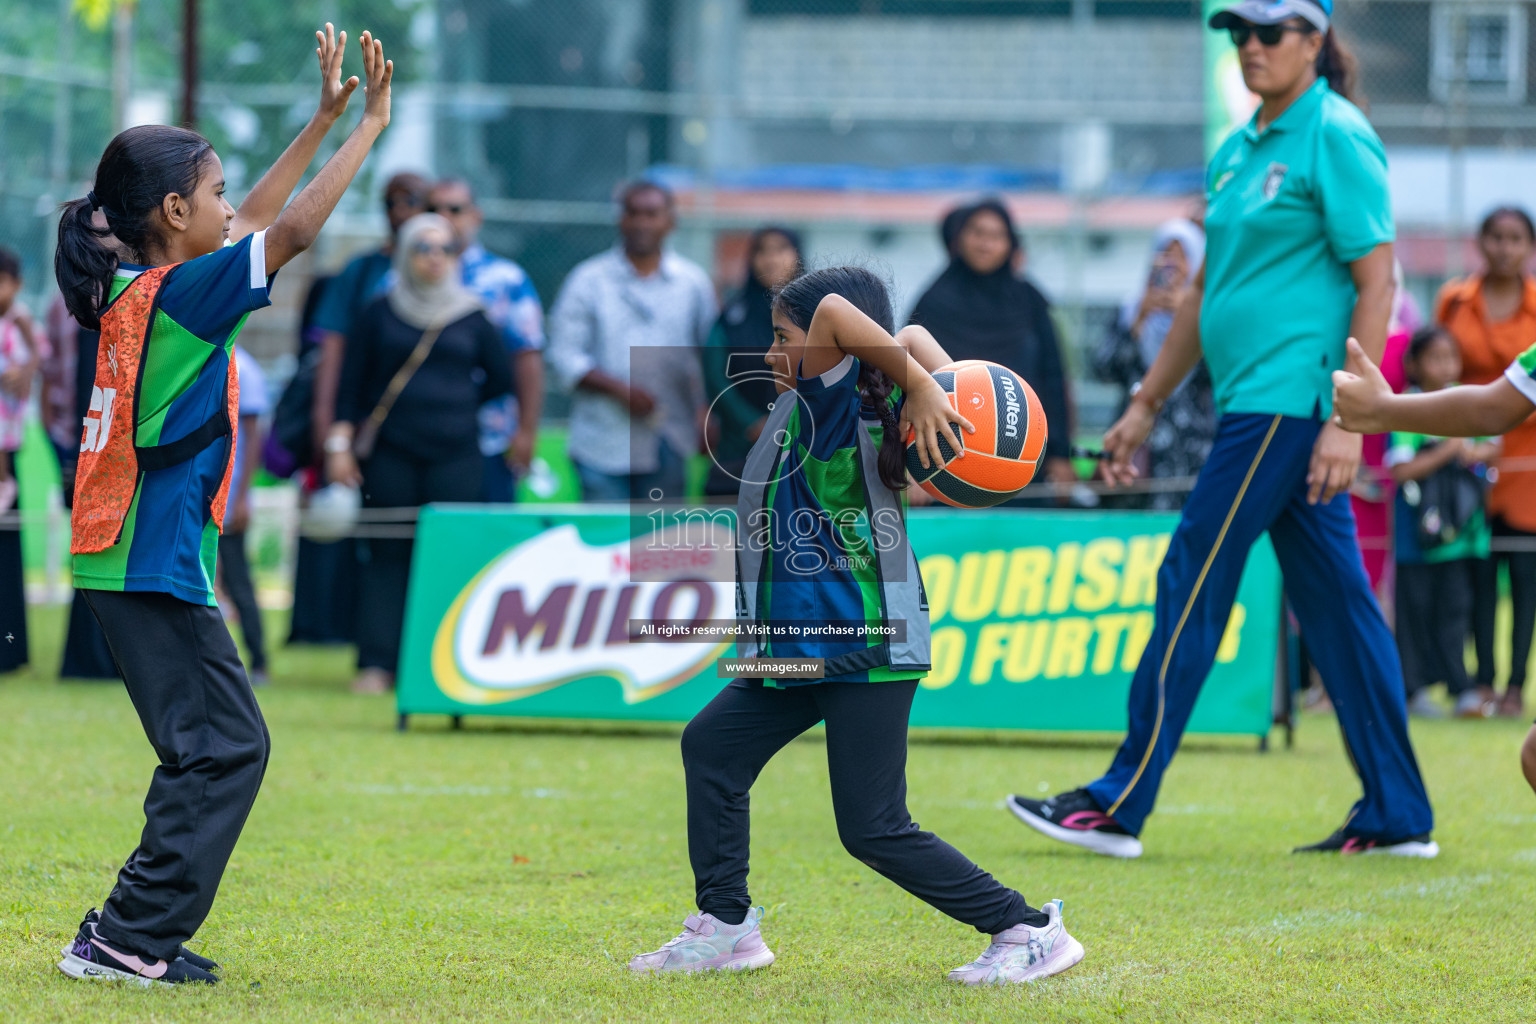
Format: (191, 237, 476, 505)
(1454, 691, 1492, 718)
(628, 907, 775, 974)
(1407, 691, 1446, 718)
(948, 899, 1085, 985)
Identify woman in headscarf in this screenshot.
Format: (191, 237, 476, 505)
(1092, 219, 1214, 509)
(324, 214, 512, 692)
(909, 199, 1076, 492)
(702, 226, 804, 500)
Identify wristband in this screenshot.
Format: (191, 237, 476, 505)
(1129, 381, 1165, 415)
(324, 434, 353, 455)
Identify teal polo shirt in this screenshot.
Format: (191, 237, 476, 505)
(1201, 78, 1394, 420)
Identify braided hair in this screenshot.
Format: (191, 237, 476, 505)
(772, 266, 909, 492)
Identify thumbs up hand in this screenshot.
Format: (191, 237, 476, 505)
(1331, 337, 1393, 435)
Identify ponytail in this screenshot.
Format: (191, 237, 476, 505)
(1316, 28, 1364, 109)
(55, 197, 118, 330)
(772, 265, 909, 493)
(55, 124, 213, 329)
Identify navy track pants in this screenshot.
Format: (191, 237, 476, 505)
(1085, 413, 1434, 840)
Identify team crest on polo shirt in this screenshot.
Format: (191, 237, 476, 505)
(1262, 162, 1289, 201)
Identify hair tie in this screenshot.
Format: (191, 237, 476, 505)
(86, 191, 100, 211)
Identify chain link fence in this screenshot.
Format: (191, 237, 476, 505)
(4, 1, 1532, 402)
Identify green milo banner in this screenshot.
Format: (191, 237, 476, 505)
(397, 507, 1281, 735)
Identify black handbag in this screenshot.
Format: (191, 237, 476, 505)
(268, 343, 321, 473)
(1404, 453, 1487, 551)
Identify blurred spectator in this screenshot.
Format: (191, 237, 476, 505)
(217, 346, 270, 686)
(57, 316, 118, 680)
(1091, 219, 1213, 510)
(288, 172, 425, 648)
(547, 181, 715, 503)
(311, 171, 429, 457)
(0, 247, 37, 674)
(909, 199, 1075, 493)
(39, 296, 79, 487)
(1440, 206, 1536, 717)
(325, 215, 512, 694)
(702, 226, 803, 500)
(1351, 262, 1415, 612)
(1387, 326, 1497, 718)
(286, 274, 360, 646)
(425, 178, 546, 502)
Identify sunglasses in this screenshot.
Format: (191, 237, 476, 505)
(426, 204, 468, 216)
(1229, 22, 1312, 47)
(386, 194, 425, 211)
(410, 241, 460, 257)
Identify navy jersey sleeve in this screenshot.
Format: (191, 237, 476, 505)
(156, 230, 274, 343)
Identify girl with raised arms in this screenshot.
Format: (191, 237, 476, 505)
(54, 25, 392, 986)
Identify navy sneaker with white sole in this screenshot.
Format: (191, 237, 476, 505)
(62, 908, 221, 974)
(58, 918, 218, 987)
(1007, 789, 1144, 859)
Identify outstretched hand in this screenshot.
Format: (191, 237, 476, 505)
(315, 23, 359, 123)
(1330, 337, 1393, 435)
(358, 30, 394, 129)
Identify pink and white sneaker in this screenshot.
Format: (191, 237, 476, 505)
(628, 907, 776, 974)
(947, 899, 1085, 986)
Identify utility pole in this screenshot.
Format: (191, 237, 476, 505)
(181, 0, 198, 129)
(111, 1, 134, 133)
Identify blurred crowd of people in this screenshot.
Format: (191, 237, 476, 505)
(1, 177, 1532, 715)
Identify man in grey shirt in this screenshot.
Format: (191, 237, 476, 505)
(548, 181, 717, 502)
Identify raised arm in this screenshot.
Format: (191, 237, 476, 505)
(264, 31, 393, 274)
(230, 25, 359, 242)
(801, 293, 974, 469)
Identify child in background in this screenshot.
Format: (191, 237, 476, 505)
(1385, 327, 1498, 718)
(217, 345, 270, 684)
(0, 248, 39, 512)
(1335, 336, 1536, 799)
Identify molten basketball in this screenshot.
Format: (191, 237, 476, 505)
(904, 359, 1047, 508)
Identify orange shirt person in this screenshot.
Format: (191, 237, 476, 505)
(1437, 207, 1536, 716)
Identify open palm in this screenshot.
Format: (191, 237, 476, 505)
(316, 23, 359, 122)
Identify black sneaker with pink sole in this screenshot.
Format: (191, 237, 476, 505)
(1006, 789, 1144, 859)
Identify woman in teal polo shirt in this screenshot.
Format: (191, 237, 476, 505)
(1009, 0, 1437, 859)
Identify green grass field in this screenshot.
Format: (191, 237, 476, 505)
(4, 606, 1536, 1023)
